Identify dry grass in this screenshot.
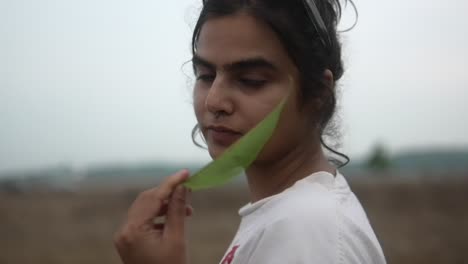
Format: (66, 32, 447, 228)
(1, 177, 467, 264)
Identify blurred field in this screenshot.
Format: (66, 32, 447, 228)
(1, 176, 468, 264)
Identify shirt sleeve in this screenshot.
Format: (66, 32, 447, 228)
(244, 213, 340, 264)
(242, 213, 386, 264)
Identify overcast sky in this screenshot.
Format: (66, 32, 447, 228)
(1, 0, 467, 173)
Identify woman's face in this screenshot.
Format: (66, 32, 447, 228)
(193, 12, 316, 161)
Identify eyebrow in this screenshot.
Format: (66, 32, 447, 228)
(192, 54, 279, 73)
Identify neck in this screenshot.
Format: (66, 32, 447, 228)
(245, 141, 336, 203)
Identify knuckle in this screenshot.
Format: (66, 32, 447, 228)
(113, 227, 135, 248)
(173, 192, 186, 203)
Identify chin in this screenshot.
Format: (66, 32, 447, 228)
(207, 144, 226, 160)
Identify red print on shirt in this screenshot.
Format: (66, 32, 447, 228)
(221, 245, 240, 264)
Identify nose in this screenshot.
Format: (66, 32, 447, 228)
(205, 75, 234, 117)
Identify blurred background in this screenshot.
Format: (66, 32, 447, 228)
(1, 0, 467, 263)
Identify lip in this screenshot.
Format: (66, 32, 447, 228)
(206, 125, 242, 146)
(207, 125, 241, 134)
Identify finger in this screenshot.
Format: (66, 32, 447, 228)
(153, 223, 165, 231)
(155, 170, 190, 201)
(164, 185, 188, 240)
(156, 204, 194, 217)
(127, 170, 190, 225)
(186, 205, 194, 217)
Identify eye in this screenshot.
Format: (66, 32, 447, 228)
(196, 74, 215, 83)
(239, 78, 267, 88)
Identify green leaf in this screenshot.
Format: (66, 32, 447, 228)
(184, 98, 287, 191)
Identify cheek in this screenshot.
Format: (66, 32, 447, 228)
(254, 100, 306, 162)
(193, 87, 207, 122)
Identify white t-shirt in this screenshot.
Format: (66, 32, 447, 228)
(219, 171, 386, 264)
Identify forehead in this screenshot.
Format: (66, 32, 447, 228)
(195, 12, 295, 70)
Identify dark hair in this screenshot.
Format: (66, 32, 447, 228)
(191, 0, 353, 167)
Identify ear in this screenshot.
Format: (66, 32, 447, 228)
(313, 69, 334, 107)
(323, 69, 334, 90)
(301, 69, 334, 114)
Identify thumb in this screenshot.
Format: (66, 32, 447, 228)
(164, 185, 188, 240)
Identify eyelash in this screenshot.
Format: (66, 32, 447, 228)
(238, 78, 267, 88)
(196, 74, 215, 83)
(196, 74, 267, 89)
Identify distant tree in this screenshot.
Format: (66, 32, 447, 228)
(367, 143, 391, 171)
(0, 179, 22, 194)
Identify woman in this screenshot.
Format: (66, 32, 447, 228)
(114, 0, 387, 263)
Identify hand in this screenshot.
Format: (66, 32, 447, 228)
(114, 170, 193, 264)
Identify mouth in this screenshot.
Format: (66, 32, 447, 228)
(206, 125, 243, 147)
